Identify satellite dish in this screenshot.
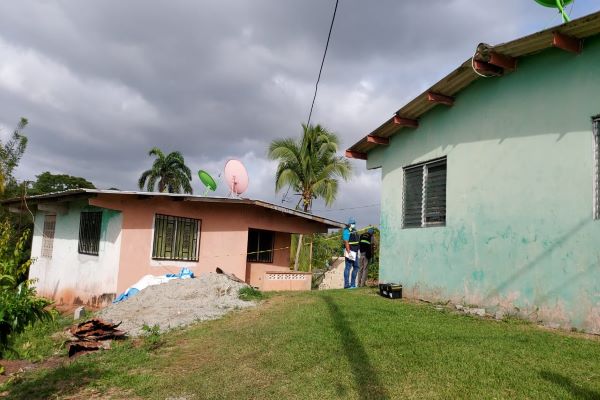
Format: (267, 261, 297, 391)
(534, 0, 573, 23)
(198, 170, 217, 196)
(223, 159, 249, 197)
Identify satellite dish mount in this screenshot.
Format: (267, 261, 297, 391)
(534, 0, 573, 23)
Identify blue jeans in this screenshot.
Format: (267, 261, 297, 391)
(344, 256, 359, 288)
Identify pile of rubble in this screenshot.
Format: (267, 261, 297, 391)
(97, 272, 256, 336)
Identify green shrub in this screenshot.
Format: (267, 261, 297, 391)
(238, 286, 263, 301)
(0, 221, 52, 358)
(141, 324, 163, 350)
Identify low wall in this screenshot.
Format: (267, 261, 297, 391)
(260, 271, 312, 291)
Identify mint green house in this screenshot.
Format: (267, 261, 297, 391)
(347, 12, 600, 332)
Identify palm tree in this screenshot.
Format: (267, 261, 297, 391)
(138, 147, 193, 194)
(268, 123, 351, 270)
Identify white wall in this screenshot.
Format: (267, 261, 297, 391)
(30, 201, 122, 306)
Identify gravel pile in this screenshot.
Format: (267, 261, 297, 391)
(97, 273, 255, 336)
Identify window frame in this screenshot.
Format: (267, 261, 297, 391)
(593, 116, 600, 220)
(246, 229, 275, 263)
(78, 211, 103, 256)
(151, 214, 201, 261)
(402, 156, 447, 229)
(41, 214, 56, 258)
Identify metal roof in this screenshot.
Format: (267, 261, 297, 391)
(1, 189, 345, 229)
(347, 11, 600, 157)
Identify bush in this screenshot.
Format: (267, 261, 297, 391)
(238, 286, 264, 301)
(141, 324, 163, 350)
(0, 220, 52, 358)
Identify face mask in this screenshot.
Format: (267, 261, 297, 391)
(350, 224, 355, 229)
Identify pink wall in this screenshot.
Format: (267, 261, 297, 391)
(90, 195, 329, 292)
(246, 232, 291, 287)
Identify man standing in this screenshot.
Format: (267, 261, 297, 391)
(357, 228, 374, 287)
(343, 217, 360, 289)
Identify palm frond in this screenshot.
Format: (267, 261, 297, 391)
(138, 170, 152, 190)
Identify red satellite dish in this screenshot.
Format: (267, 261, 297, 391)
(224, 159, 249, 196)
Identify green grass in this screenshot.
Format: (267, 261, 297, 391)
(3, 312, 72, 362)
(3, 289, 600, 399)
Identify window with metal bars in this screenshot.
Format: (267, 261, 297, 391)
(152, 214, 200, 261)
(246, 229, 275, 263)
(594, 117, 600, 220)
(41, 214, 56, 258)
(78, 211, 102, 255)
(402, 157, 447, 228)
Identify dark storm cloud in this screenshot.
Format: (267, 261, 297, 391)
(0, 1, 597, 225)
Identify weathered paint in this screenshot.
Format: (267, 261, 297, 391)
(89, 195, 329, 293)
(368, 35, 600, 332)
(30, 201, 122, 306)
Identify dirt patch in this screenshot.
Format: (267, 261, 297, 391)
(97, 273, 256, 336)
(0, 356, 64, 386)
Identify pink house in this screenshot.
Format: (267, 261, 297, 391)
(3, 190, 343, 306)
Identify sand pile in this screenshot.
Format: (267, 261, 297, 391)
(97, 273, 255, 336)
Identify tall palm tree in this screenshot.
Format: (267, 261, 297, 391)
(138, 147, 193, 194)
(268, 123, 351, 270)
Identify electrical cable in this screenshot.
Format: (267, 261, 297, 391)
(311, 203, 380, 212)
(470, 48, 494, 79)
(306, 0, 339, 128)
(281, 0, 340, 205)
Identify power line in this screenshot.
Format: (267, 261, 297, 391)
(306, 0, 339, 128)
(311, 203, 380, 212)
(283, 0, 340, 205)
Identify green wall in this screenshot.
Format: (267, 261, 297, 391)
(368, 35, 600, 332)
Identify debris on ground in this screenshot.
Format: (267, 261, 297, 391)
(66, 318, 126, 357)
(73, 306, 86, 320)
(215, 267, 245, 283)
(97, 272, 256, 337)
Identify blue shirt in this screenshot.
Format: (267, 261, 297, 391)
(342, 227, 350, 241)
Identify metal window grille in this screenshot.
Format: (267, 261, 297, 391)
(41, 214, 56, 258)
(594, 117, 600, 220)
(78, 211, 102, 256)
(246, 229, 275, 263)
(402, 157, 447, 228)
(152, 214, 200, 261)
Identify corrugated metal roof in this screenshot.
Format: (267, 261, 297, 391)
(348, 11, 600, 156)
(1, 189, 345, 229)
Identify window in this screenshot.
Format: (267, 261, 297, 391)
(247, 229, 274, 263)
(41, 214, 56, 258)
(403, 157, 447, 228)
(152, 214, 200, 261)
(78, 211, 102, 255)
(594, 117, 600, 220)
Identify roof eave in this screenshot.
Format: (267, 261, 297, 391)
(346, 10, 600, 157)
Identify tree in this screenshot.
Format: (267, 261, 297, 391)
(268, 123, 351, 270)
(28, 171, 95, 195)
(138, 148, 193, 194)
(0, 118, 28, 195)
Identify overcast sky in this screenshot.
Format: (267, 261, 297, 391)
(0, 1, 597, 227)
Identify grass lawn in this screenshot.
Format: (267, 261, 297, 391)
(3, 288, 600, 399)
